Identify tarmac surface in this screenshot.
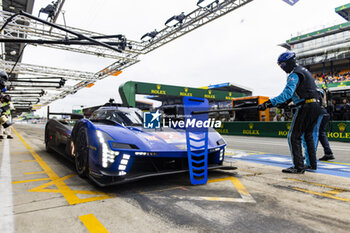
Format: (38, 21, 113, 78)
(1, 123, 349, 233)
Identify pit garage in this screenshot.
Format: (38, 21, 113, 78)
(1, 124, 349, 232)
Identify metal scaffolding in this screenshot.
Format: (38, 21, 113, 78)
(0, 10, 142, 59)
(0, 0, 254, 111)
(140, 0, 253, 54)
(1, 60, 94, 79)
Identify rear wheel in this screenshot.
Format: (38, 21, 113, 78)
(45, 126, 53, 153)
(75, 127, 89, 177)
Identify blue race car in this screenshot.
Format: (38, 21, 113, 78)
(45, 105, 231, 186)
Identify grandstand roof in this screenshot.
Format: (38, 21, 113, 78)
(286, 4, 350, 44)
(286, 21, 350, 44)
(336, 3, 350, 21)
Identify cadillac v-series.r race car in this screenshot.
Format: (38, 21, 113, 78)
(45, 105, 230, 186)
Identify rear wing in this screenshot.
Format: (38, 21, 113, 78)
(48, 112, 84, 120)
(46, 106, 84, 120)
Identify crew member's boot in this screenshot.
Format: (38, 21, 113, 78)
(319, 154, 335, 161)
(282, 166, 305, 174)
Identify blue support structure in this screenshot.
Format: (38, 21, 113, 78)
(183, 96, 209, 185)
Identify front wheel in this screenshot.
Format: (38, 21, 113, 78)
(75, 127, 89, 178)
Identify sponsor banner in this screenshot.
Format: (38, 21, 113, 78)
(216, 121, 350, 142)
(136, 82, 243, 101)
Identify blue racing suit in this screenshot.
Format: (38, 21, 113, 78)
(269, 65, 322, 170)
(270, 73, 303, 106)
(302, 115, 323, 167)
(302, 90, 333, 166)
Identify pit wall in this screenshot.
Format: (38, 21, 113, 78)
(216, 121, 350, 142)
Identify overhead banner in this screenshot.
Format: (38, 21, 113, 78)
(282, 0, 300, 6)
(135, 82, 244, 101)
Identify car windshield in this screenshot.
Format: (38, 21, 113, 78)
(90, 108, 143, 126)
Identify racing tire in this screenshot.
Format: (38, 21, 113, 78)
(75, 127, 89, 178)
(45, 126, 53, 153)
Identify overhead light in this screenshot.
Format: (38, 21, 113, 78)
(13, 101, 38, 105)
(140, 30, 158, 42)
(5, 89, 45, 95)
(197, 0, 219, 8)
(38, 1, 58, 20)
(8, 82, 63, 88)
(10, 50, 16, 56)
(165, 12, 186, 27)
(8, 94, 42, 97)
(12, 98, 40, 104)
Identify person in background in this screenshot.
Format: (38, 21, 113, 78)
(0, 94, 15, 139)
(258, 51, 321, 174)
(302, 89, 335, 165)
(317, 89, 335, 161)
(327, 99, 336, 120)
(341, 98, 350, 121)
(0, 70, 8, 93)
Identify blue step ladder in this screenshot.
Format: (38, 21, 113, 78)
(183, 96, 209, 185)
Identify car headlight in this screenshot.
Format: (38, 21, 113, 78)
(209, 148, 220, 153)
(96, 130, 119, 168)
(118, 154, 130, 174)
(110, 142, 139, 150)
(220, 148, 224, 161)
(216, 139, 225, 145)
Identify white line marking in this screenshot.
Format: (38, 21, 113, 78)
(259, 156, 292, 163)
(172, 195, 256, 203)
(225, 138, 349, 151)
(225, 138, 287, 147)
(0, 139, 14, 233)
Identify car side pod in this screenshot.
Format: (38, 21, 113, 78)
(183, 96, 209, 185)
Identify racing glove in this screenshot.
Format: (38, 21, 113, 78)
(258, 100, 272, 111)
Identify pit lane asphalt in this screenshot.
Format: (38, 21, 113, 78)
(1, 123, 349, 233)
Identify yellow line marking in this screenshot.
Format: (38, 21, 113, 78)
(12, 178, 51, 184)
(208, 176, 253, 198)
(12, 128, 114, 205)
(286, 178, 350, 202)
(292, 187, 350, 202)
(171, 176, 255, 203)
(323, 189, 344, 195)
(286, 178, 350, 191)
(79, 214, 109, 233)
(24, 171, 45, 175)
(226, 148, 266, 155)
(21, 160, 37, 162)
(322, 161, 350, 166)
